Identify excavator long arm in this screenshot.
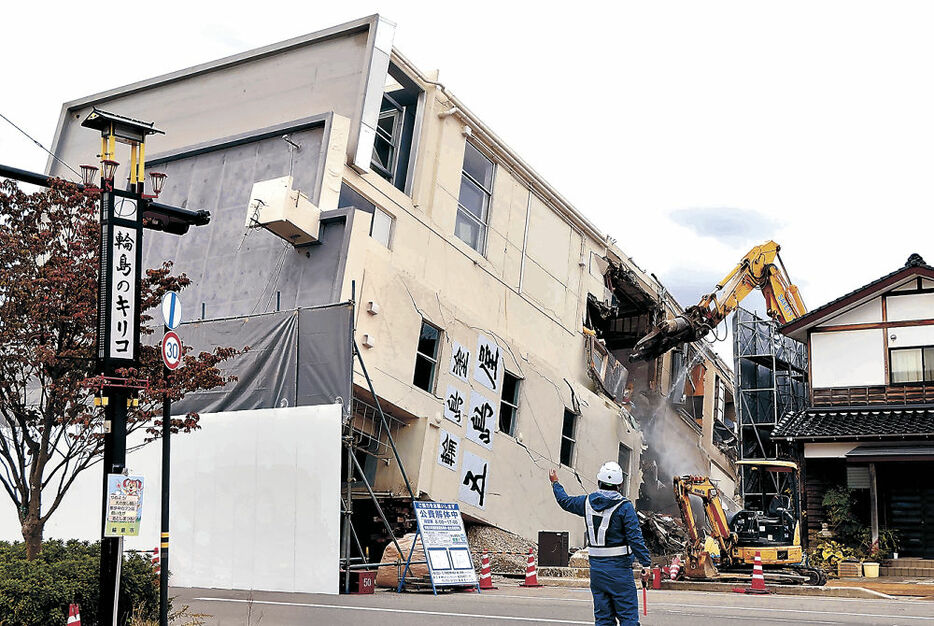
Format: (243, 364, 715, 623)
(630, 240, 806, 362)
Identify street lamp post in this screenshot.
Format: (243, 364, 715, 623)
(81, 109, 163, 626)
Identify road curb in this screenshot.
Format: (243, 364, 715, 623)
(535, 577, 894, 599)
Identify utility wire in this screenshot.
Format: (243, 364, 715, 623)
(0, 112, 81, 180)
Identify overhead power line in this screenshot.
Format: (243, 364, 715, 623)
(0, 112, 81, 180)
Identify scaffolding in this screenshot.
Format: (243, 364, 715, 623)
(732, 307, 808, 510)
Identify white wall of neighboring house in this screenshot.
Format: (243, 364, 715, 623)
(811, 327, 886, 387)
(0, 404, 342, 595)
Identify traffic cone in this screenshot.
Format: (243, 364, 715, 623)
(519, 548, 543, 587)
(152, 547, 161, 575)
(478, 550, 498, 590)
(749, 551, 768, 593)
(669, 555, 681, 580)
(67, 603, 81, 626)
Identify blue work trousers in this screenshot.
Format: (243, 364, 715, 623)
(589, 555, 638, 625)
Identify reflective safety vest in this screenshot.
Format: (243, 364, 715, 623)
(585, 496, 632, 557)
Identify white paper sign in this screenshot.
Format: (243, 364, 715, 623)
(466, 390, 496, 450)
(109, 225, 137, 360)
(459, 450, 490, 510)
(443, 385, 466, 425)
(449, 341, 471, 383)
(437, 429, 460, 472)
(474, 334, 503, 393)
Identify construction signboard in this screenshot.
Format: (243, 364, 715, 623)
(412, 502, 478, 588)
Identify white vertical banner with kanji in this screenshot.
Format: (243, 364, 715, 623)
(449, 341, 471, 383)
(109, 224, 137, 360)
(458, 450, 489, 510)
(436, 429, 460, 472)
(443, 385, 465, 425)
(465, 390, 496, 450)
(473, 334, 503, 393)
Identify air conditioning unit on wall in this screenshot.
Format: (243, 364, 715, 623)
(245, 176, 321, 245)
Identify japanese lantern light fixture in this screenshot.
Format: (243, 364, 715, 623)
(100, 159, 119, 181)
(79, 164, 99, 187)
(148, 171, 167, 196)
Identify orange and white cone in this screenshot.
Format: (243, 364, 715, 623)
(152, 547, 161, 575)
(67, 603, 81, 626)
(478, 550, 498, 590)
(669, 555, 681, 580)
(519, 548, 543, 587)
(749, 551, 768, 593)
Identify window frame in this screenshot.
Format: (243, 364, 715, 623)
(498, 371, 521, 436)
(369, 206, 395, 249)
(617, 443, 632, 496)
(371, 101, 404, 183)
(888, 345, 934, 384)
(455, 141, 495, 255)
(413, 320, 442, 393)
(560, 409, 578, 468)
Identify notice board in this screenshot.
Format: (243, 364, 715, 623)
(412, 502, 477, 588)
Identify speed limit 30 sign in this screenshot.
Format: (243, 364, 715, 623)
(162, 331, 182, 370)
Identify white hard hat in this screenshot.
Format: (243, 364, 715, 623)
(597, 461, 624, 486)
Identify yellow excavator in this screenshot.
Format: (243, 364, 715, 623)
(674, 462, 826, 585)
(630, 240, 806, 362)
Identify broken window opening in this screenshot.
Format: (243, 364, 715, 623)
(499, 371, 521, 436)
(586, 333, 629, 403)
(413, 320, 442, 392)
(369, 62, 422, 193)
(585, 258, 662, 353)
(617, 443, 632, 496)
(560, 409, 578, 467)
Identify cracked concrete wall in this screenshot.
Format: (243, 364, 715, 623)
(336, 80, 643, 542)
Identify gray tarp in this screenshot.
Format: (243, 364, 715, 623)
(172, 302, 352, 416)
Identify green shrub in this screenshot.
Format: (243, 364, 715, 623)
(0, 540, 158, 626)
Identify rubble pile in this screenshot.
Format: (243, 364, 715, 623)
(639, 510, 688, 556)
(467, 524, 537, 574)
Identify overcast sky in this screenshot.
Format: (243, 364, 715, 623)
(2, 1, 932, 363)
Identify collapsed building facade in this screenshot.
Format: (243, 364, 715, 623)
(47, 15, 736, 559)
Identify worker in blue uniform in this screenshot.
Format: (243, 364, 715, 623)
(550, 462, 651, 625)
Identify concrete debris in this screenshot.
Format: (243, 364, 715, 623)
(638, 510, 688, 556)
(466, 524, 537, 574)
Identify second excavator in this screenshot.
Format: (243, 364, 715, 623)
(629, 240, 806, 362)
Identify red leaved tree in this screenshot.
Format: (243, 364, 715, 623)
(0, 178, 243, 559)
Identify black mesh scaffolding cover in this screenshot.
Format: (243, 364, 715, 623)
(172, 303, 352, 416)
(732, 307, 808, 508)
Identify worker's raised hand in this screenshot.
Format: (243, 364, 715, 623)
(548, 469, 559, 483)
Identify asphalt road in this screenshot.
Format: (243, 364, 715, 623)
(175, 585, 934, 625)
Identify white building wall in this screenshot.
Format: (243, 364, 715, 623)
(0, 405, 342, 595)
(886, 292, 934, 322)
(817, 297, 882, 326)
(888, 324, 934, 348)
(811, 328, 886, 387)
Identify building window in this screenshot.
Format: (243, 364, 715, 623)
(455, 142, 494, 254)
(499, 372, 521, 435)
(617, 443, 632, 495)
(372, 105, 402, 183)
(413, 321, 441, 392)
(338, 183, 394, 249)
(890, 346, 934, 383)
(370, 207, 394, 248)
(560, 409, 578, 467)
